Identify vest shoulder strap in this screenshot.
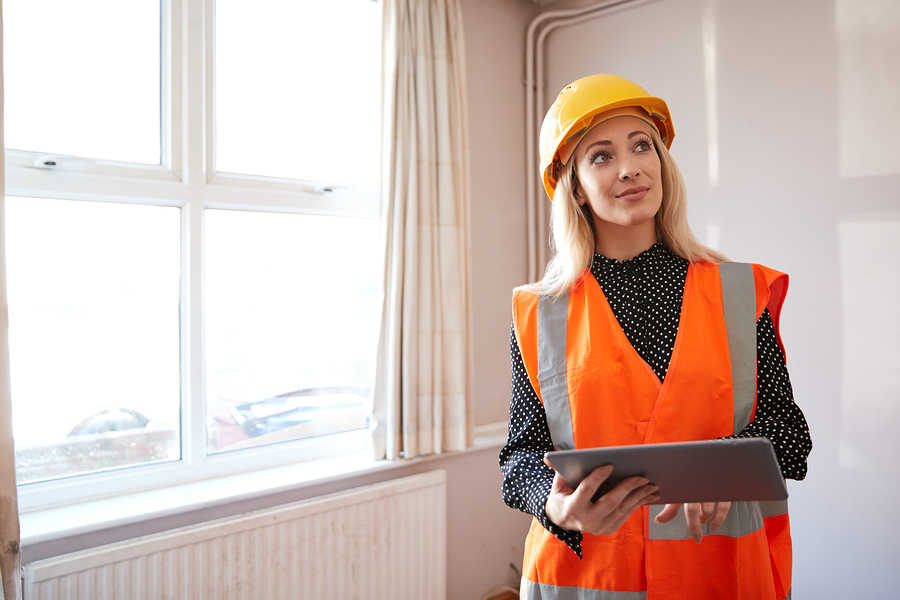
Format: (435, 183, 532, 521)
(537, 292, 574, 450)
(512, 287, 576, 451)
(719, 262, 758, 434)
(720, 262, 790, 432)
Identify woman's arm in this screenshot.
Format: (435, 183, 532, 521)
(499, 325, 586, 555)
(731, 308, 812, 479)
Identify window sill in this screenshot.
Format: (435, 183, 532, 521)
(21, 421, 509, 562)
(21, 450, 377, 547)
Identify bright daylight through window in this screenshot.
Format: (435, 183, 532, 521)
(6, 198, 181, 483)
(4, 0, 382, 494)
(204, 210, 379, 454)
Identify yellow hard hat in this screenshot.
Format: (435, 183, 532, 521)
(539, 74, 673, 201)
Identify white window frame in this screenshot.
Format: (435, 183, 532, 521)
(7, 0, 382, 512)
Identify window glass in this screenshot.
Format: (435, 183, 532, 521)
(215, 0, 382, 186)
(6, 198, 181, 484)
(3, 0, 161, 164)
(205, 209, 380, 453)
(6, 0, 383, 500)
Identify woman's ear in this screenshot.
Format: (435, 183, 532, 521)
(573, 179, 586, 206)
(568, 165, 585, 206)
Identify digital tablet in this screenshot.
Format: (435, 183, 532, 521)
(544, 437, 787, 504)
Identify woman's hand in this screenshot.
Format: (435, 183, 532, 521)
(543, 461, 660, 536)
(654, 502, 732, 543)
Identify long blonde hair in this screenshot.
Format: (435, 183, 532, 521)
(522, 122, 727, 298)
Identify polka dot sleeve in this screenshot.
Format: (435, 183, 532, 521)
(725, 308, 812, 479)
(499, 325, 585, 556)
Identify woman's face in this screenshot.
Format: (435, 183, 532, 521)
(573, 115, 663, 238)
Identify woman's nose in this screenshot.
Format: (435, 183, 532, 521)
(618, 160, 640, 180)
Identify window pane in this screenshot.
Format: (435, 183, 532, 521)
(215, 0, 381, 186)
(6, 198, 181, 484)
(3, 0, 161, 164)
(205, 210, 379, 453)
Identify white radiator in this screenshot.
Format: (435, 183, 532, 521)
(24, 470, 446, 600)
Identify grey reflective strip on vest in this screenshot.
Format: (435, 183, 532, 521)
(719, 262, 757, 435)
(521, 579, 646, 600)
(759, 499, 789, 518)
(538, 292, 575, 451)
(648, 501, 764, 540)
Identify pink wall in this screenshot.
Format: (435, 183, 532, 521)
(464, 0, 536, 430)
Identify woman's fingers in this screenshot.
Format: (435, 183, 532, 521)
(586, 475, 659, 535)
(572, 464, 613, 505)
(708, 501, 731, 533)
(544, 465, 658, 536)
(684, 503, 704, 543)
(653, 503, 680, 524)
(699, 502, 717, 523)
(683, 501, 733, 541)
(602, 476, 659, 515)
(544, 465, 612, 530)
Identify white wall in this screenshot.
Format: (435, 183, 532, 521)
(541, 0, 900, 596)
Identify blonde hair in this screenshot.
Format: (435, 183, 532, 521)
(522, 122, 728, 298)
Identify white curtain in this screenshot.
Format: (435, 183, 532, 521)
(0, 4, 23, 598)
(373, 0, 473, 460)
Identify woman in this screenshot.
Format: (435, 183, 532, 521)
(500, 74, 811, 599)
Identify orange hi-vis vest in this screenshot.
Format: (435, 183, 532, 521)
(512, 261, 792, 600)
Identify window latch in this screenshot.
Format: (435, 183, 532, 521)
(32, 155, 66, 169)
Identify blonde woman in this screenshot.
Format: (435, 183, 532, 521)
(500, 74, 811, 600)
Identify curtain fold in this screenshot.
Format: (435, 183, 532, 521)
(0, 4, 23, 598)
(374, 0, 473, 460)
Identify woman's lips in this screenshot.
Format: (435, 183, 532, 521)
(616, 186, 649, 202)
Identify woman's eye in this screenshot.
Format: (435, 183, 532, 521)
(591, 151, 611, 164)
(636, 141, 652, 152)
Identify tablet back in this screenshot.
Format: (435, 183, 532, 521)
(545, 437, 787, 504)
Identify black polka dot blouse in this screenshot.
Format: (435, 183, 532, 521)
(499, 243, 813, 557)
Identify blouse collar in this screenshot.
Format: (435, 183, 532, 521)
(591, 242, 678, 276)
